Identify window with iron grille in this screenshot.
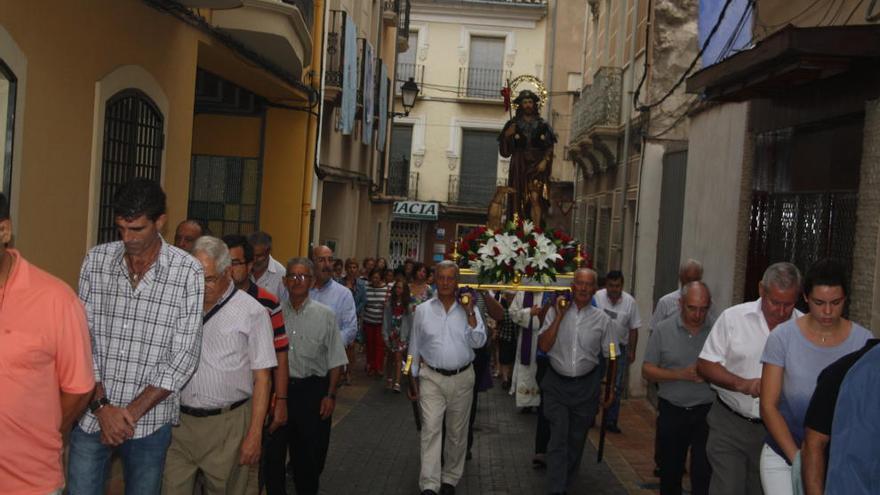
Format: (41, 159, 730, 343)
(467, 36, 505, 98)
(97, 90, 164, 244)
(188, 155, 262, 237)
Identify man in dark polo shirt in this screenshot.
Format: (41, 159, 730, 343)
(801, 338, 879, 495)
(643, 281, 714, 495)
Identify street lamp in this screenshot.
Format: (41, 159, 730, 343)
(391, 77, 420, 118)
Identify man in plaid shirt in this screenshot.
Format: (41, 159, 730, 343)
(67, 178, 205, 494)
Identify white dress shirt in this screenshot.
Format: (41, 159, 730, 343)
(698, 298, 802, 418)
(593, 289, 642, 345)
(539, 304, 617, 377)
(254, 255, 288, 302)
(408, 296, 487, 377)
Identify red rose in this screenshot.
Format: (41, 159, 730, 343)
(525, 266, 535, 276)
(553, 229, 562, 238)
(534, 226, 543, 234)
(493, 246, 501, 256)
(555, 258, 566, 269)
(528, 239, 537, 248)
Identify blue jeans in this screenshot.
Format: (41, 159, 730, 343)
(604, 344, 628, 427)
(67, 424, 172, 495)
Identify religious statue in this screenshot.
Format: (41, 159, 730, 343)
(498, 89, 556, 226)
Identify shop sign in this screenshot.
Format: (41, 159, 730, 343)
(393, 201, 438, 220)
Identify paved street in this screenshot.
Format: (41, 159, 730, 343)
(315, 361, 629, 495)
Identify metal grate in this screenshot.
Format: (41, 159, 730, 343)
(745, 191, 858, 302)
(187, 155, 262, 237)
(595, 207, 611, 274)
(389, 220, 421, 268)
(97, 90, 164, 244)
(460, 67, 509, 99)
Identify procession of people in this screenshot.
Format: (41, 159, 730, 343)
(1, 90, 878, 495)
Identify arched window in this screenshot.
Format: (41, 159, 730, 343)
(97, 89, 164, 244)
(0, 59, 16, 198)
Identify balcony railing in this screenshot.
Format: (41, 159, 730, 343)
(570, 67, 622, 141)
(382, 0, 398, 26)
(396, 63, 424, 95)
(387, 157, 418, 198)
(459, 67, 510, 99)
(282, 0, 314, 28)
(325, 10, 346, 91)
(448, 175, 506, 206)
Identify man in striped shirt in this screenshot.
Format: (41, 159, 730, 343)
(163, 236, 277, 494)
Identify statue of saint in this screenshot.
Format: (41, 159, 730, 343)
(498, 89, 556, 226)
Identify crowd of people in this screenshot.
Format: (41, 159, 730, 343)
(1, 177, 879, 495)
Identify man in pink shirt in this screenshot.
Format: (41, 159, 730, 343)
(0, 192, 95, 494)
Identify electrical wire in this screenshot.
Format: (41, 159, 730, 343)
(635, 0, 737, 112)
(631, 0, 653, 111)
(717, 0, 754, 62)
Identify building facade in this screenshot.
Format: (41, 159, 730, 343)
(683, 0, 880, 331)
(1, 0, 321, 284)
(383, 0, 549, 268)
(313, 0, 409, 261)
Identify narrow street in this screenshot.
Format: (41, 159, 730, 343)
(314, 356, 652, 495)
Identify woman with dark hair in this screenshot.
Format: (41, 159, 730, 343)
(383, 280, 412, 392)
(409, 262, 434, 309)
(375, 257, 388, 273)
(363, 268, 388, 377)
(759, 258, 872, 494)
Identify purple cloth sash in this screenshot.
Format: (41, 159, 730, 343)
(520, 292, 534, 365)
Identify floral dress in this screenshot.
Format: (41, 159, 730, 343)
(409, 284, 434, 313)
(383, 301, 412, 353)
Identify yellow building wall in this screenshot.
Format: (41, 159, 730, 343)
(1, 0, 202, 285)
(191, 114, 262, 157)
(261, 107, 309, 262)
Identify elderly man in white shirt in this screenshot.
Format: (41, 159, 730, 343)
(538, 268, 617, 495)
(163, 236, 277, 495)
(248, 231, 288, 301)
(407, 260, 486, 495)
(697, 262, 802, 495)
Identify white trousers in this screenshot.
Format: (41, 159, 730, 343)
(418, 365, 475, 492)
(760, 443, 793, 495)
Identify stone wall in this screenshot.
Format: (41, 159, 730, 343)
(849, 98, 880, 332)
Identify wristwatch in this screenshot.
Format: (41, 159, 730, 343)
(88, 397, 110, 413)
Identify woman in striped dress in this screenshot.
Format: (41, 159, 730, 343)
(362, 268, 388, 377)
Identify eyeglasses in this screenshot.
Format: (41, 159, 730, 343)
(230, 259, 247, 267)
(285, 274, 312, 283)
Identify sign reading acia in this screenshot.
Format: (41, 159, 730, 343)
(393, 201, 439, 220)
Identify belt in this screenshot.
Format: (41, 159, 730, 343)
(659, 397, 712, 412)
(550, 365, 595, 381)
(181, 398, 248, 418)
(426, 363, 471, 376)
(717, 396, 763, 424)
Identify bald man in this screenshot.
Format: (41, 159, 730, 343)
(309, 245, 358, 347)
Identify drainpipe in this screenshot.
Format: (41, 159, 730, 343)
(615, 0, 640, 270)
(303, 0, 328, 255)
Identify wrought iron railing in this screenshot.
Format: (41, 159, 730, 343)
(282, 0, 314, 28)
(447, 174, 505, 206)
(325, 10, 346, 89)
(397, 0, 411, 49)
(387, 158, 410, 197)
(459, 67, 510, 99)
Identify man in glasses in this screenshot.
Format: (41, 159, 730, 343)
(269, 258, 348, 495)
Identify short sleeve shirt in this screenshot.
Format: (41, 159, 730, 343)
(593, 289, 642, 344)
(539, 304, 617, 377)
(283, 298, 349, 378)
(246, 283, 289, 352)
(644, 316, 714, 407)
(761, 319, 872, 454)
(0, 250, 95, 495)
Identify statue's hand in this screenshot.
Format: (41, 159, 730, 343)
(504, 124, 517, 138)
(535, 159, 547, 173)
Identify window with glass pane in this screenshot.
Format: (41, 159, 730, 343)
(467, 36, 504, 98)
(388, 124, 413, 197)
(188, 155, 262, 236)
(0, 60, 15, 198)
(97, 90, 164, 244)
(458, 129, 498, 206)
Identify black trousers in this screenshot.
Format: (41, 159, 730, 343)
(657, 398, 711, 495)
(534, 354, 550, 455)
(265, 375, 331, 495)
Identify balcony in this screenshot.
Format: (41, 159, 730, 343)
(324, 10, 346, 102)
(395, 63, 424, 95)
(458, 67, 510, 100)
(382, 0, 398, 27)
(211, 0, 313, 81)
(568, 67, 622, 175)
(387, 168, 419, 199)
